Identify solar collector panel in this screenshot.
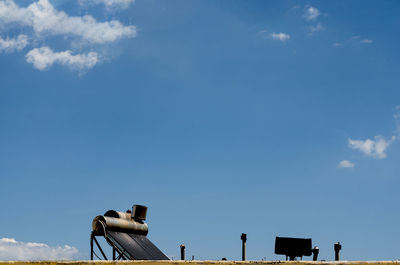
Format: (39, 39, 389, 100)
(107, 231, 169, 260)
(129, 234, 169, 260)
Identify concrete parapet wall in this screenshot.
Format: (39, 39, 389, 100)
(0, 261, 399, 265)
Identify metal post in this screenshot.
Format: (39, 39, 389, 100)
(93, 236, 108, 260)
(312, 247, 319, 261)
(113, 247, 116, 260)
(90, 233, 94, 260)
(241, 233, 247, 261)
(116, 249, 126, 260)
(180, 244, 185, 260)
(334, 242, 341, 261)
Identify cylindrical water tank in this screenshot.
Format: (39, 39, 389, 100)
(92, 215, 148, 235)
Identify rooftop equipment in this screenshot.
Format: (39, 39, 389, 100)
(275, 236, 318, 261)
(334, 242, 342, 261)
(241, 233, 247, 261)
(180, 244, 185, 260)
(90, 204, 169, 260)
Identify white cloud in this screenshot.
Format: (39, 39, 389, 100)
(0, 237, 79, 260)
(333, 42, 343, 47)
(361, 39, 373, 44)
(309, 22, 325, 33)
(0, 34, 28, 52)
(304, 6, 320, 21)
(350, 36, 373, 44)
(0, 0, 136, 44)
(1, 238, 17, 243)
(80, 0, 135, 9)
(271, 32, 290, 42)
(338, 160, 355, 168)
(26, 46, 98, 70)
(348, 135, 396, 159)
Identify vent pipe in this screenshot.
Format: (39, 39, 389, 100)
(241, 233, 247, 261)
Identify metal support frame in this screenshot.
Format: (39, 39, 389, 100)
(90, 232, 128, 261)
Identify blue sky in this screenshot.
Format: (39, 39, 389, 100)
(0, 0, 400, 261)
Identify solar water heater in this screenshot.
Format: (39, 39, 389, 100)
(90, 204, 169, 260)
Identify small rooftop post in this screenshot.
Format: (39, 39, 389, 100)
(180, 244, 185, 260)
(334, 242, 342, 261)
(241, 233, 247, 261)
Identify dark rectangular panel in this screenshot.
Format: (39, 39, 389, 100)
(107, 231, 169, 260)
(275, 237, 312, 257)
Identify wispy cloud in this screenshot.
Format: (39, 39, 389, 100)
(302, 6, 325, 35)
(350, 36, 373, 44)
(361, 39, 373, 44)
(345, 108, 400, 163)
(79, 0, 135, 9)
(0, 0, 136, 71)
(26, 46, 98, 71)
(333, 42, 343, 47)
(304, 6, 320, 21)
(348, 135, 396, 159)
(0, 0, 135, 44)
(338, 160, 355, 168)
(0, 34, 28, 52)
(271, 32, 290, 42)
(309, 22, 325, 34)
(0, 237, 79, 260)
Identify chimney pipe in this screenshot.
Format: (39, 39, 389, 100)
(312, 247, 319, 261)
(241, 233, 247, 261)
(334, 242, 341, 261)
(180, 244, 185, 260)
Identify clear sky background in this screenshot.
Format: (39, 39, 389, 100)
(0, 0, 400, 261)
